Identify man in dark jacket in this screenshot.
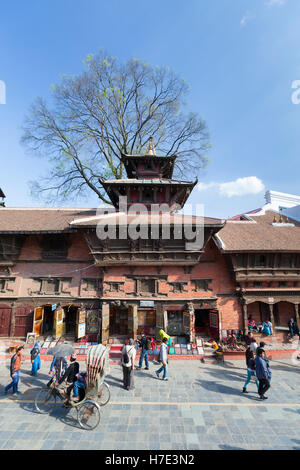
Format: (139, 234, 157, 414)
(255, 349, 271, 400)
(55, 353, 79, 401)
(136, 332, 151, 370)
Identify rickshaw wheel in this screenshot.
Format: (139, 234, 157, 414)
(97, 382, 110, 406)
(35, 388, 57, 414)
(77, 400, 101, 430)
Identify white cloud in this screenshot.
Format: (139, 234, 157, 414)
(265, 0, 285, 7)
(198, 176, 265, 198)
(240, 11, 254, 27)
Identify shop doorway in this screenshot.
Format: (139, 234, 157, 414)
(43, 305, 54, 334)
(109, 305, 129, 336)
(63, 305, 78, 335)
(194, 309, 210, 334)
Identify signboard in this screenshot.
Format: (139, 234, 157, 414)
(55, 308, 64, 339)
(140, 301, 154, 307)
(86, 310, 99, 334)
(183, 311, 190, 334)
(77, 322, 86, 339)
(33, 307, 44, 336)
(77, 310, 86, 324)
(209, 310, 218, 329)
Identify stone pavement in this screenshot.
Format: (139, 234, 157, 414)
(0, 356, 300, 450)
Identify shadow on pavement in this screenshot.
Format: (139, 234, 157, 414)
(195, 379, 260, 401)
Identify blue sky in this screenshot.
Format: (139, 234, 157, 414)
(0, 0, 300, 219)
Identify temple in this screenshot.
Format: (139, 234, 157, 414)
(0, 140, 300, 347)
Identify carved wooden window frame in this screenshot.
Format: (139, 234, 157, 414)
(136, 278, 157, 295)
(32, 277, 72, 295)
(192, 279, 212, 292)
(0, 277, 15, 293)
(82, 278, 101, 292)
(169, 281, 188, 293)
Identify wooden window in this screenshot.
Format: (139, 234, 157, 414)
(259, 255, 266, 266)
(278, 281, 287, 287)
(171, 282, 188, 293)
(42, 278, 60, 294)
(83, 279, 100, 291)
(253, 281, 262, 287)
(42, 235, 68, 259)
(110, 282, 122, 293)
(140, 279, 156, 293)
(142, 188, 153, 202)
(281, 254, 291, 267)
(192, 279, 212, 292)
(0, 278, 15, 293)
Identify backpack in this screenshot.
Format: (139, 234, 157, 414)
(30, 347, 39, 360)
(123, 347, 133, 364)
(146, 338, 152, 350)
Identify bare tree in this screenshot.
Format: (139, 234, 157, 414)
(22, 50, 210, 204)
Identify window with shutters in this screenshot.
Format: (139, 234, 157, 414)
(192, 279, 212, 292)
(83, 278, 100, 291)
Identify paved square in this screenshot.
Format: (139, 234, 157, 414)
(0, 357, 300, 450)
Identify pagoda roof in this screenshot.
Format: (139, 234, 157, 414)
(121, 152, 177, 160)
(101, 178, 196, 186)
(70, 211, 224, 228)
(121, 153, 177, 179)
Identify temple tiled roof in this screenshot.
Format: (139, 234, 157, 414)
(215, 210, 300, 252)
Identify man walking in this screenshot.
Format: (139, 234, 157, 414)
(4, 345, 24, 395)
(137, 332, 151, 370)
(155, 337, 168, 381)
(255, 348, 271, 400)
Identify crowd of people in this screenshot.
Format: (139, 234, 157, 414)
(3, 318, 300, 401)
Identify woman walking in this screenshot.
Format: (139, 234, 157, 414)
(242, 350, 259, 393)
(30, 341, 41, 376)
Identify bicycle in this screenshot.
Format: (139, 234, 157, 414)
(35, 381, 101, 431)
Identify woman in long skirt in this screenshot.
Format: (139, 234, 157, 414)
(30, 341, 41, 376)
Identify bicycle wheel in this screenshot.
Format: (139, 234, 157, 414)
(35, 388, 56, 414)
(97, 382, 111, 406)
(77, 400, 101, 430)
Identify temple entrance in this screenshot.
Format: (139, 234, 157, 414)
(109, 305, 129, 336)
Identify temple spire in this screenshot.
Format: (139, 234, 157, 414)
(144, 135, 156, 156)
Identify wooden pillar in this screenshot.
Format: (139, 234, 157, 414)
(156, 303, 164, 338)
(10, 303, 17, 337)
(128, 304, 138, 340)
(294, 303, 300, 324)
(242, 300, 248, 333)
(269, 303, 275, 326)
(101, 302, 110, 344)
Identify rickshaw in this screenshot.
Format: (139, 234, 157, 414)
(35, 344, 110, 430)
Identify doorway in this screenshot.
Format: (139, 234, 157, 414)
(43, 305, 54, 335)
(194, 309, 210, 334)
(63, 305, 78, 335)
(109, 305, 129, 336)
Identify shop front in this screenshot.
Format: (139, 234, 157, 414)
(31, 303, 101, 341)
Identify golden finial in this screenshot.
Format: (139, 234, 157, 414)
(273, 215, 277, 223)
(286, 216, 289, 223)
(144, 135, 156, 156)
(279, 214, 283, 223)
